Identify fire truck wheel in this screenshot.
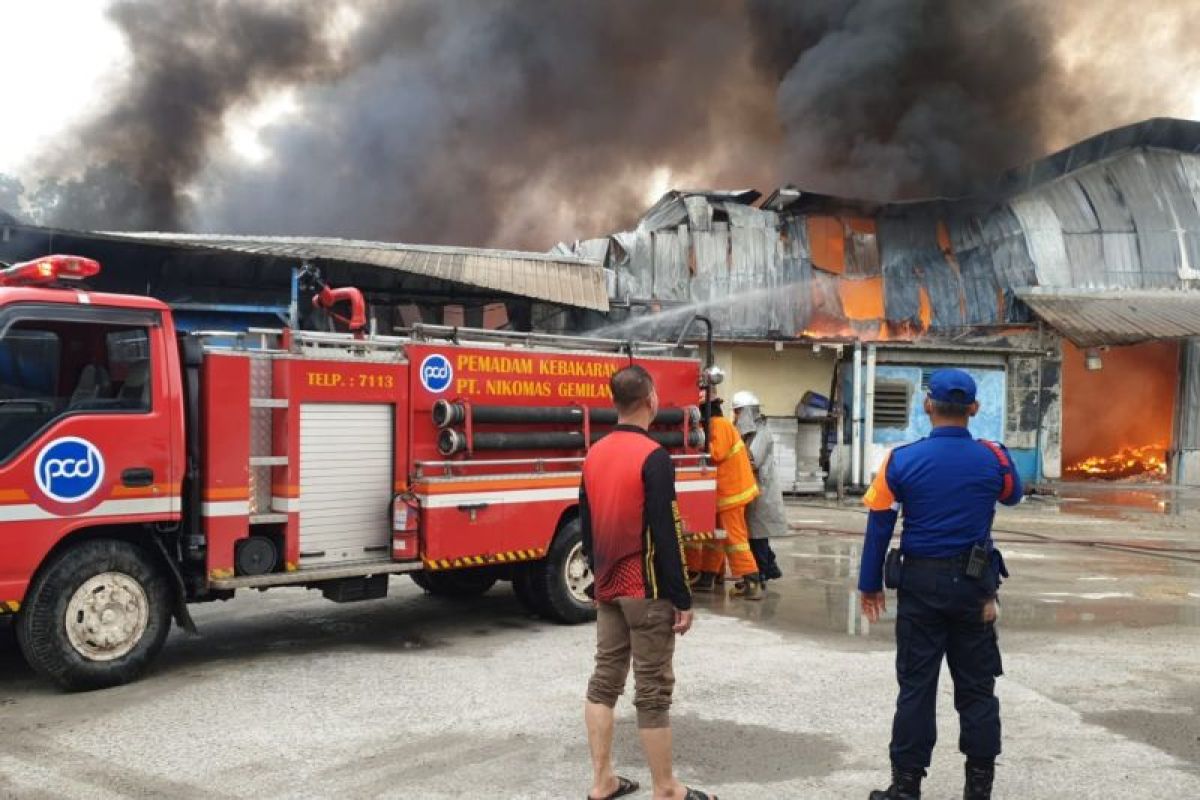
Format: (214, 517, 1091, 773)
(16, 538, 171, 692)
(511, 566, 545, 616)
(534, 518, 596, 625)
(410, 570, 497, 597)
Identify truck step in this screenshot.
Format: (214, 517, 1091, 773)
(249, 456, 288, 467)
(209, 558, 422, 590)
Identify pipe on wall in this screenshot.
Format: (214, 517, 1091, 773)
(1173, 337, 1200, 486)
(851, 342, 863, 487)
(863, 344, 878, 485)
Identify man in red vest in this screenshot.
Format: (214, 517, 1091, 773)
(581, 365, 715, 800)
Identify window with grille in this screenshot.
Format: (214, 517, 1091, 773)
(874, 381, 912, 428)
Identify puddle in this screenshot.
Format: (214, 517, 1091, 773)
(1052, 482, 1200, 519)
(693, 533, 1200, 640)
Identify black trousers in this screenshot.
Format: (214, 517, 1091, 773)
(890, 558, 1003, 770)
(749, 538, 777, 577)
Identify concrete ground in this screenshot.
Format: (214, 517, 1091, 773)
(1, 484, 1198, 799)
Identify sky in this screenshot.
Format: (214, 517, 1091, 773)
(1, 2, 123, 174)
(0, 0, 294, 175)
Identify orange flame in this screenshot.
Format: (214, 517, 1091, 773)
(1064, 444, 1168, 480)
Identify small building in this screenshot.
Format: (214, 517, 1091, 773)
(558, 118, 1200, 489)
(0, 224, 610, 334)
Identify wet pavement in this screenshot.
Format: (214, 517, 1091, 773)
(698, 501, 1200, 638)
(0, 486, 1197, 797)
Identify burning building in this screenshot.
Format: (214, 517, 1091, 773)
(560, 118, 1200, 489)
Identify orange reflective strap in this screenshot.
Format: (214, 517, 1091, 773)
(863, 451, 897, 511)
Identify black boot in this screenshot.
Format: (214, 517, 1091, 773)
(963, 759, 994, 800)
(869, 766, 923, 799)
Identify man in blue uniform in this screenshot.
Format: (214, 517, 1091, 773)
(858, 369, 1022, 800)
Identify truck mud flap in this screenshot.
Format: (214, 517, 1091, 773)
(150, 535, 199, 635)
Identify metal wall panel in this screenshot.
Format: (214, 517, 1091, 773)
(878, 215, 923, 324)
(1110, 152, 1183, 287)
(1009, 195, 1072, 287)
(949, 216, 1003, 325)
(299, 403, 394, 566)
(652, 228, 689, 302)
(977, 206, 1038, 322)
(1039, 177, 1099, 234)
(692, 224, 730, 330)
(730, 225, 773, 334)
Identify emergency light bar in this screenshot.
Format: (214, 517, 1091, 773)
(0, 255, 101, 287)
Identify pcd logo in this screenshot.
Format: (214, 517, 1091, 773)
(35, 437, 106, 504)
(420, 354, 453, 393)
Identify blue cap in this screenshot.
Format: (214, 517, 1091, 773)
(927, 369, 977, 404)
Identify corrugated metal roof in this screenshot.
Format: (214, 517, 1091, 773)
(94, 231, 610, 311)
(1016, 288, 1200, 347)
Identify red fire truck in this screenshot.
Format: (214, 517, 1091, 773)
(0, 255, 718, 690)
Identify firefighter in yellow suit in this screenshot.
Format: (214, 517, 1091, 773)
(688, 397, 763, 599)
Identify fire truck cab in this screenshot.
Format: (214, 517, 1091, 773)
(0, 255, 717, 690)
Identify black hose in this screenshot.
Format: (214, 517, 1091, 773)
(438, 427, 706, 456)
(432, 400, 696, 429)
(590, 407, 692, 426)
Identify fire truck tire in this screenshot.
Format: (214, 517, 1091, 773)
(16, 539, 171, 692)
(511, 566, 545, 616)
(532, 518, 596, 625)
(410, 570, 497, 597)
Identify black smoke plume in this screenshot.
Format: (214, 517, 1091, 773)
(6, 0, 1195, 248)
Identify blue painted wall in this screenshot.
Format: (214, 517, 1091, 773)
(844, 364, 1007, 445)
(1007, 448, 1038, 484)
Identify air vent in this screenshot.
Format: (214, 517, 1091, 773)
(874, 381, 912, 428)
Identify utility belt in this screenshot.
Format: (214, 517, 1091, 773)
(884, 542, 1009, 590)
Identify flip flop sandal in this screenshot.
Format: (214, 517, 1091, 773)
(684, 789, 717, 800)
(587, 775, 639, 800)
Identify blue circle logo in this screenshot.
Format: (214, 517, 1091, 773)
(35, 437, 106, 504)
(420, 354, 453, 393)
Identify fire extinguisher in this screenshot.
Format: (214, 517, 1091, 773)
(391, 492, 422, 561)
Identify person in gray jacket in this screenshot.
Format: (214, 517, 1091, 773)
(732, 391, 785, 582)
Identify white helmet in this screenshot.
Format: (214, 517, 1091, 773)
(731, 390, 761, 410)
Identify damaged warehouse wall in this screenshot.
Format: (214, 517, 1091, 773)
(559, 118, 1200, 485)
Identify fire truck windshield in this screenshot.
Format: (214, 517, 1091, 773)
(0, 315, 153, 462)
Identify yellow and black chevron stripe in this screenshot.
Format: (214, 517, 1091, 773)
(424, 548, 547, 571)
(0, 600, 20, 615)
(683, 530, 716, 542)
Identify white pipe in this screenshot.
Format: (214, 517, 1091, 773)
(863, 345, 877, 485)
(851, 342, 863, 486)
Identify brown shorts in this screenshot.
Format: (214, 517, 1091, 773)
(586, 597, 677, 729)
